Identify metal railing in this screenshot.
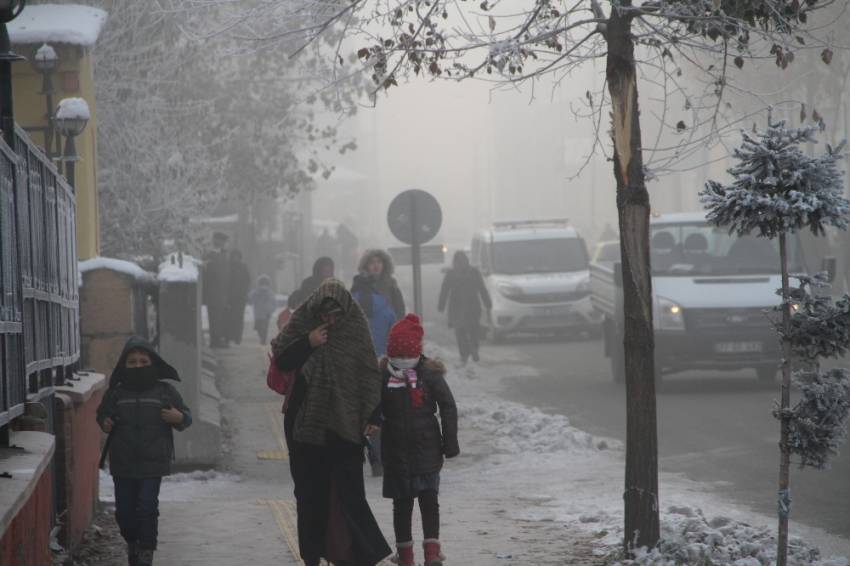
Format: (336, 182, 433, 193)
(0, 125, 79, 431)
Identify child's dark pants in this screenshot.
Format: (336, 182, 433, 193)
(393, 490, 439, 542)
(113, 477, 162, 550)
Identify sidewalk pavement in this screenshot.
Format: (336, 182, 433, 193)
(150, 325, 603, 566)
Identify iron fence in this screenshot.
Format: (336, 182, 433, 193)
(0, 125, 79, 431)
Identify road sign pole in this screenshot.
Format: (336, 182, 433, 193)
(410, 193, 423, 317)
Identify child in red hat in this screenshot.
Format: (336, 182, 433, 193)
(374, 314, 459, 566)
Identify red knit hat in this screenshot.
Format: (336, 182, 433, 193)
(387, 314, 424, 358)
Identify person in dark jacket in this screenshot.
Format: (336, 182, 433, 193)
(376, 314, 459, 566)
(272, 280, 391, 566)
(438, 251, 492, 364)
(96, 336, 192, 566)
(249, 274, 277, 344)
(226, 249, 252, 345)
(298, 257, 335, 299)
(203, 232, 230, 348)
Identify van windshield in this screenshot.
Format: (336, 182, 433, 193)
(650, 223, 801, 276)
(492, 238, 588, 275)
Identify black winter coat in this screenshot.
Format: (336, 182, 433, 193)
(379, 358, 459, 499)
(97, 337, 192, 478)
(437, 267, 492, 328)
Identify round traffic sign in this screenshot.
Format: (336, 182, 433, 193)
(387, 189, 442, 245)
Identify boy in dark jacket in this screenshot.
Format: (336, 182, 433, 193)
(374, 314, 459, 566)
(97, 336, 192, 566)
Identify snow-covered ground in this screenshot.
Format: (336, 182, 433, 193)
(426, 341, 850, 565)
(95, 338, 850, 564)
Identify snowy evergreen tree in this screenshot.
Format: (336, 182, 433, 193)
(701, 118, 850, 565)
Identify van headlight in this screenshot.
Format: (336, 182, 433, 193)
(497, 282, 524, 300)
(654, 296, 685, 331)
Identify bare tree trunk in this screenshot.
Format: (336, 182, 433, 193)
(605, 6, 661, 554)
(777, 232, 792, 566)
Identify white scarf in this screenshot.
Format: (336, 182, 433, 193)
(388, 357, 419, 389)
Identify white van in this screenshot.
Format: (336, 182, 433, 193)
(470, 219, 600, 341)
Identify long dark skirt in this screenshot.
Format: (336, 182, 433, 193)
(292, 433, 391, 566)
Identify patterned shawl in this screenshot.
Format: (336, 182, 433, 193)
(271, 279, 381, 446)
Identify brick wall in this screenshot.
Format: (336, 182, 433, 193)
(0, 465, 53, 566)
(54, 373, 107, 553)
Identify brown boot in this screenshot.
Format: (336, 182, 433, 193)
(423, 539, 445, 566)
(394, 541, 415, 566)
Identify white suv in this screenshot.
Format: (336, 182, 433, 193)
(470, 220, 600, 341)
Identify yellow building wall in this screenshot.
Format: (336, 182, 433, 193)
(11, 43, 100, 260)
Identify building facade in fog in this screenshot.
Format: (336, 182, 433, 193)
(10, 3, 106, 260)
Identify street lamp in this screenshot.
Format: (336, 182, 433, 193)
(55, 97, 89, 191)
(31, 43, 59, 158)
(0, 0, 26, 147)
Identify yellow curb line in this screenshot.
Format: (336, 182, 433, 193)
(263, 401, 289, 454)
(257, 450, 289, 460)
(259, 499, 301, 562)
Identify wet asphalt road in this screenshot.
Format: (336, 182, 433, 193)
(489, 334, 850, 540)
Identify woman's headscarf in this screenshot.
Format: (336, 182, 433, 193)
(271, 279, 381, 446)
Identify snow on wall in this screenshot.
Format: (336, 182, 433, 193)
(158, 253, 200, 283)
(78, 257, 155, 283)
(8, 4, 108, 47)
(56, 98, 91, 121)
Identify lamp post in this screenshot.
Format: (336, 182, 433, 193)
(55, 97, 89, 191)
(32, 43, 58, 158)
(0, 0, 26, 148)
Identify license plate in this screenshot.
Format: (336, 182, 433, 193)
(715, 341, 763, 354)
(538, 306, 571, 316)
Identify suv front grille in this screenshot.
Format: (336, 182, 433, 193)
(686, 307, 772, 330)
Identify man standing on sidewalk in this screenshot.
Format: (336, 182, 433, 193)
(203, 232, 230, 348)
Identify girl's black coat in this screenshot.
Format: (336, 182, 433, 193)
(96, 337, 192, 478)
(378, 358, 459, 498)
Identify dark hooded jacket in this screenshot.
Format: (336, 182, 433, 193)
(438, 251, 492, 328)
(96, 336, 192, 478)
(298, 257, 335, 299)
(379, 357, 459, 499)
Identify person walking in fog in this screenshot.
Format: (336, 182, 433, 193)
(249, 274, 277, 344)
(438, 251, 492, 364)
(377, 314, 459, 566)
(272, 280, 391, 566)
(202, 232, 230, 348)
(351, 249, 406, 477)
(97, 337, 192, 566)
(299, 256, 335, 298)
(276, 289, 303, 332)
(226, 250, 251, 345)
(351, 249, 406, 356)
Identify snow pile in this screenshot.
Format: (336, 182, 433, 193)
(613, 506, 847, 566)
(158, 253, 200, 283)
(56, 97, 91, 121)
(8, 4, 108, 47)
(79, 256, 155, 283)
(459, 400, 596, 455)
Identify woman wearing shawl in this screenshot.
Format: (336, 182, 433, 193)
(272, 279, 391, 566)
